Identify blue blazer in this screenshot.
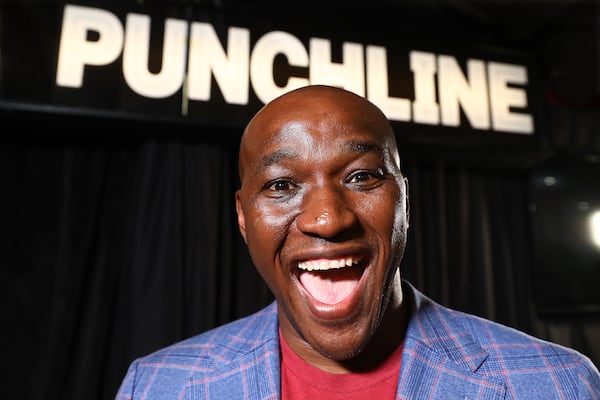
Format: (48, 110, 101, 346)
(116, 282, 600, 399)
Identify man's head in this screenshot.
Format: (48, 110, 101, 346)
(235, 85, 409, 370)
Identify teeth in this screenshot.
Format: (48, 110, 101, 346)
(298, 257, 361, 271)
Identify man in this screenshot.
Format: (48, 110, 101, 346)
(116, 85, 600, 399)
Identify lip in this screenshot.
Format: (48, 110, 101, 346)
(290, 247, 371, 321)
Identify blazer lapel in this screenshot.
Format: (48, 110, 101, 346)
(187, 302, 282, 400)
(397, 338, 506, 399)
(200, 342, 281, 400)
(397, 284, 507, 399)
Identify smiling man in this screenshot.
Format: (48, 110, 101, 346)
(116, 85, 600, 399)
(235, 85, 409, 378)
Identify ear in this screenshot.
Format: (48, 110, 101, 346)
(235, 190, 248, 244)
(403, 177, 410, 229)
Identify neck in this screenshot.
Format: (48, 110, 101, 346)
(340, 286, 408, 372)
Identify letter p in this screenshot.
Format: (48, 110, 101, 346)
(56, 5, 124, 87)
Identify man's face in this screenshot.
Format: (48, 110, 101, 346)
(236, 87, 408, 361)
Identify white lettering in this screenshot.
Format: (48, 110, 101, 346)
(309, 38, 365, 96)
(366, 46, 410, 121)
(56, 4, 123, 87)
(438, 55, 490, 129)
(55, 4, 535, 134)
(188, 24, 250, 104)
(410, 51, 439, 125)
(488, 62, 534, 134)
(250, 31, 309, 104)
(123, 14, 187, 98)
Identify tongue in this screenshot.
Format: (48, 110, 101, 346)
(299, 268, 362, 304)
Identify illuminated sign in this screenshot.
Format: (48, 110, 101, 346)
(54, 4, 534, 134)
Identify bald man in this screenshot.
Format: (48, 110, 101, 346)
(116, 85, 600, 399)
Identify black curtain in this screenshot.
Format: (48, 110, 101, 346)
(401, 160, 536, 330)
(1, 129, 271, 400)
(1, 124, 597, 400)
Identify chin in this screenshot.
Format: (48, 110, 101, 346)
(309, 328, 371, 361)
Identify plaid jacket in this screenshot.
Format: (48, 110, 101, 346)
(116, 282, 600, 399)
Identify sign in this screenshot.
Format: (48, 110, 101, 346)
(0, 1, 544, 153)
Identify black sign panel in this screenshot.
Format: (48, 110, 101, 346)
(0, 1, 545, 163)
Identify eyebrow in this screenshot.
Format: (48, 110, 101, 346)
(342, 140, 383, 155)
(256, 140, 384, 171)
(257, 148, 299, 171)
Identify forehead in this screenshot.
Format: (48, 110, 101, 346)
(241, 89, 395, 163)
(262, 130, 385, 168)
(256, 90, 387, 139)
(237, 87, 401, 183)
(245, 114, 392, 173)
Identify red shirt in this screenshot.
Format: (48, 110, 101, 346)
(280, 331, 403, 400)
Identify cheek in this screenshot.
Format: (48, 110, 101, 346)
(357, 193, 401, 236)
(389, 197, 409, 261)
(391, 201, 408, 241)
(243, 203, 298, 300)
(243, 201, 296, 262)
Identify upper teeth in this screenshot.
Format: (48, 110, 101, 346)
(297, 257, 361, 271)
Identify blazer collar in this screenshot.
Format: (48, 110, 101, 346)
(397, 282, 506, 399)
(206, 285, 507, 399)
(203, 302, 281, 399)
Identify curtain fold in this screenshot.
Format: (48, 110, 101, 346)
(401, 160, 537, 332)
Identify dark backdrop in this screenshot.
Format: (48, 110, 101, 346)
(1, 113, 598, 400)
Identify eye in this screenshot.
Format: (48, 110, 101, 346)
(263, 178, 297, 194)
(271, 180, 291, 191)
(347, 168, 385, 185)
(348, 171, 373, 183)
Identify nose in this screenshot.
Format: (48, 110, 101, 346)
(296, 185, 358, 239)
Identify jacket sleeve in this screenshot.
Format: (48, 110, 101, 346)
(114, 360, 139, 400)
(577, 356, 600, 400)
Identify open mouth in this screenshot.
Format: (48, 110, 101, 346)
(296, 256, 365, 305)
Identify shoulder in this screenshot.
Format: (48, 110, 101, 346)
(115, 302, 279, 399)
(406, 281, 586, 359)
(405, 282, 600, 397)
(142, 301, 278, 367)
(449, 305, 588, 364)
(450, 306, 600, 397)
